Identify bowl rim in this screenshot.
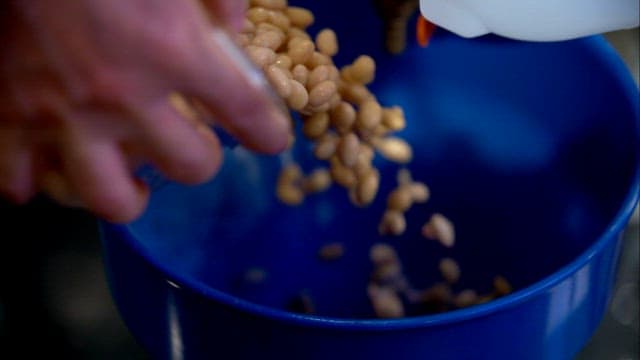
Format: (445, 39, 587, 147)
(105, 35, 640, 331)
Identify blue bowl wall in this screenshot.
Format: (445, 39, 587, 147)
(101, 0, 640, 359)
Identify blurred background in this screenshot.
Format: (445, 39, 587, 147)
(0, 29, 638, 359)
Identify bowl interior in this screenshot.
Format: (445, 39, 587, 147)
(126, 2, 639, 319)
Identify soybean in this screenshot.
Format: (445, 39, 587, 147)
(313, 133, 338, 160)
(439, 258, 461, 284)
(378, 209, 406, 236)
(286, 7, 314, 29)
(318, 242, 345, 261)
(316, 28, 338, 56)
(291, 64, 309, 85)
(286, 79, 309, 110)
(265, 65, 292, 98)
(302, 168, 332, 193)
(308, 80, 336, 107)
(354, 168, 380, 206)
(386, 187, 413, 212)
(250, 0, 287, 10)
(421, 213, 455, 248)
(302, 112, 330, 139)
(331, 101, 356, 134)
(357, 100, 383, 131)
(337, 133, 360, 167)
(374, 137, 413, 164)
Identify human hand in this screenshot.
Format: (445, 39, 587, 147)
(0, 0, 290, 223)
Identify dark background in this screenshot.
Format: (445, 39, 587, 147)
(0, 30, 638, 359)
(0, 197, 148, 359)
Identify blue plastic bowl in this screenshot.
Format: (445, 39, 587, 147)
(100, 1, 639, 359)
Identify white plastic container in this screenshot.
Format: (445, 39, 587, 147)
(419, 0, 639, 41)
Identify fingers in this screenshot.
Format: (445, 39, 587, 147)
(180, 28, 291, 154)
(0, 127, 35, 203)
(133, 96, 223, 185)
(200, 0, 247, 31)
(2, 93, 224, 222)
(39, 170, 84, 208)
(0, 149, 35, 204)
(59, 129, 149, 224)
